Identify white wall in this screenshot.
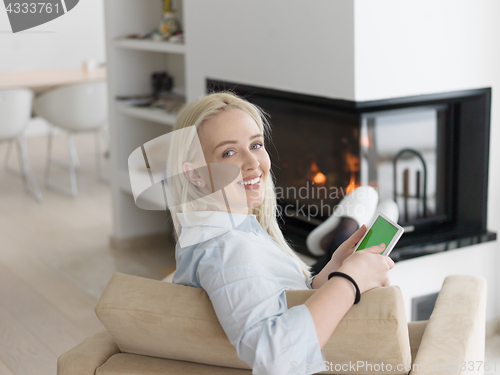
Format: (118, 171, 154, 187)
(184, 0, 355, 102)
(353, 0, 499, 101)
(184, 0, 500, 323)
(353, 0, 500, 323)
(0, 0, 106, 73)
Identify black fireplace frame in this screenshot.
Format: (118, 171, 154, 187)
(207, 79, 496, 261)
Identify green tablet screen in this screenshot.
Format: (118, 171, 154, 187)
(356, 216, 399, 254)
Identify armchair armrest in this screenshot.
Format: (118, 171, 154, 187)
(57, 328, 120, 375)
(408, 320, 428, 362)
(410, 275, 487, 374)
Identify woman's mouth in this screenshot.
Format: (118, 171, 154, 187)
(237, 174, 262, 189)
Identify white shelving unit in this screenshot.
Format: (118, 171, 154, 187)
(114, 38, 186, 54)
(116, 104, 177, 127)
(104, 0, 185, 246)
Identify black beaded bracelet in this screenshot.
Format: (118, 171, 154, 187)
(328, 272, 361, 304)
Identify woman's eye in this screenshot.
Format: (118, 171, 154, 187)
(222, 150, 235, 158)
(251, 143, 263, 150)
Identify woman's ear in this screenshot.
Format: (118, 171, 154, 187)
(182, 162, 206, 187)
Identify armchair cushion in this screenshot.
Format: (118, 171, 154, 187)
(57, 328, 120, 375)
(95, 272, 411, 374)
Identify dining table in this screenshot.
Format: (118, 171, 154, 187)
(0, 66, 106, 94)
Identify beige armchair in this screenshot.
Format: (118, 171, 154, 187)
(57, 274, 486, 375)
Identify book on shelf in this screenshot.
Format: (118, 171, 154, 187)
(116, 92, 186, 114)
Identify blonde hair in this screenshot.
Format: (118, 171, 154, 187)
(167, 91, 312, 281)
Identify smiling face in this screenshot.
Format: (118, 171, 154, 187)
(196, 107, 271, 213)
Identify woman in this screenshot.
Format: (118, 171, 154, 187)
(169, 92, 394, 375)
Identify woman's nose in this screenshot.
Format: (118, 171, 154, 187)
(242, 149, 260, 170)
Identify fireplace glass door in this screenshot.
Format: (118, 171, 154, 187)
(360, 105, 451, 230)
(261, 97, 360, 222)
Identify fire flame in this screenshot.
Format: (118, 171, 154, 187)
(345, 153, 360, 172)
(307, 155, 360, 192)
(313, 172, 326, 184)
(309, 160, 326, 184)
(345, 152, 360, 194)
(346, 173, 357, 194)
(310, 160, 319, 172)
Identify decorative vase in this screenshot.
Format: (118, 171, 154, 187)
(159, 0, 180, 41)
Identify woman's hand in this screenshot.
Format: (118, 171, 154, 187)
(311, 225, 368, 289)
(329, 225, 368, 271)
(305, 243, 394, 347)
(338, 243, 395, 295)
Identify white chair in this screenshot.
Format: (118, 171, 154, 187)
(33, 81, 108, 196)
(0, 88, 42, 202)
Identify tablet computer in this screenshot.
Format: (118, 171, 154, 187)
(354, 212, 404, 257)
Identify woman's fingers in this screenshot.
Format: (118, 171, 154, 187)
(363, 245, 395, 269)
(342, 224, 367, 249)
(344, 246, 395, 290)
(362, 243, 386, 253)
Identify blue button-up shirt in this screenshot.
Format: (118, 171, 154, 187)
(173, 211, 326, 375)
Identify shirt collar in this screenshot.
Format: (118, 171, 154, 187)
(177, 211, 256, 248)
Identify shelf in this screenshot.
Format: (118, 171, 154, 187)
(105, 0, 186, 242)
(114, 38, 186, 54)
(117, 104, 177, 126)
